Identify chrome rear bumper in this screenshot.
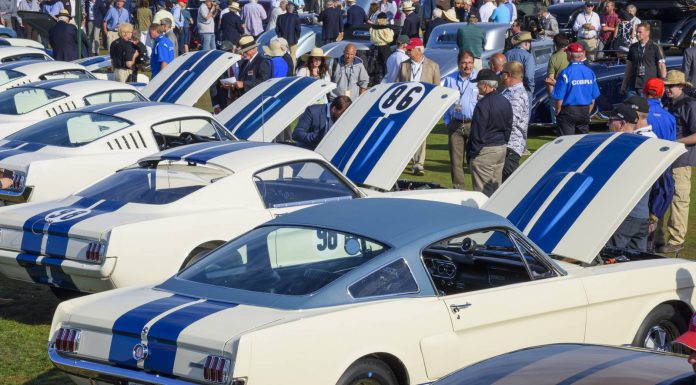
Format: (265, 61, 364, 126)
(49, 347, 198, 385)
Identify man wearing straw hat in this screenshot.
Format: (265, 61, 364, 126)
(234, 35, 271, 94)
(220, 2, 244, 46)
(400, 1, 419, 38)
(656, 70, 696, 254)
(275, 2, 301, 61)
(505, 30, 535, 100)
(50, 9, 88, 61)
(263, 38, 291, 77)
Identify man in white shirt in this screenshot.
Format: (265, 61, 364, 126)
(572, 1, 601, 60)
(478, 0, 495, 23)
(383, 35, 409, 83)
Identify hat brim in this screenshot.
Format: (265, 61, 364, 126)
(444, 14, 459, 22)
(675, 332, 696, 351)
(263, 46, 285, 57)
(301, 53, 329, 61)
(239, 42, 259, 53)
(664, 80, 694, 88)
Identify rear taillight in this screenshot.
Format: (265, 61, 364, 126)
(54, 327, 81, 353)
(203, 355, 231, 383)
(86, 242, 105, 263)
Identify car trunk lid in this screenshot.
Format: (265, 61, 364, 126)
(483, 133, 685, 264)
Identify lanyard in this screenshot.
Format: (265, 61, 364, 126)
(456, 75, 473, 97)
(344, 64, 353, 85)
(411, 61, 422, 81)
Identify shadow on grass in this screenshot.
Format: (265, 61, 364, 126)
(23, 367, 72, 385)
(0, 275, 60, 325)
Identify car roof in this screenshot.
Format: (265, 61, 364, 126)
(434, 343, 694, 385)
(267, 198, 511, 247)
(21, 78, 136, 93)
(77, 101, 212, 122)
(0, 59, 85, 72)
(144, 141, 324, 171)
(0, 46, 48, 56)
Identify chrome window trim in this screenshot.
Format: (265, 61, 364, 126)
(346, 257, 421, 300)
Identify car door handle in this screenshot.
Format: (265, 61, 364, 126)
(450, 303, 472, 313)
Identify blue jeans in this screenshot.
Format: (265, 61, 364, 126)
(200, 33, 215, 50)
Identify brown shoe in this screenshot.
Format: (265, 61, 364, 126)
(0, 297, 13, 306)
(656, 244, 684, 253)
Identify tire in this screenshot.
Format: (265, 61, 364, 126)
(632, 304, 688, 353)
(50, 287, 85, 302)
(336, 358, 398, 385)
(179, 248, 213, 271)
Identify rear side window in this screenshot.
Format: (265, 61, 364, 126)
(349, 258, 419, 298)
(1, 53, 50, 63)
(84, 91, 146, 105)
(7, 112, 132, 147)
(253, 161, 357, 209)
(0, 69, 24, 86)
(40, 69, 95, 80)
(0, 87, 66, 115)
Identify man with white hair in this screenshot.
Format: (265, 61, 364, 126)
(468, 69, 512, 196)
(241, 0, 267, 38)
(275, 2, 300, 60)
(266, 0, 286, 31)
(400, 1, 419, 38)
(50, 9, 89, 60)
(346, 0, 367, 28)
(319, 1, 343, 44)
(478, 0, 495, 22)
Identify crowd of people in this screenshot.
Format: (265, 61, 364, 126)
(0, 0, 692, 257)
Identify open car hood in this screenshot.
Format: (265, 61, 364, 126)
(17, 11, 55, 36)
(141, 50, 240, 106)
(315, 82, 458, 191)
(483, 133, 685, 264)
(216, 76, 335, 141)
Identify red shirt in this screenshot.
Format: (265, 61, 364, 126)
(600, 12, 620, 43)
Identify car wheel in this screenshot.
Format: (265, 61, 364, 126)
(336, 358, 398, 385)
(632, 304, 687, 353)
(180, 247, 213, 271)
(50, 287, 85, 302)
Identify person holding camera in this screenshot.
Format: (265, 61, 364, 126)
(572, 1, 600, 60)
(197, 0, 218, 50)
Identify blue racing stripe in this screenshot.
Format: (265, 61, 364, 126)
(506, 133, 613, 232)
(16, 253, 78, 291)
(78, 56, 108, 67)
(329, 83, 400, 171)
(182, 141, 271, 164)
(154, 50, 226, 103)
(157, 142, 230, 162)
(144, 300, 238, 374)
(108, 294, 197, 368)
(0, 142, 46, 162)
(33, 78, 84, 89)
(527, 134, 647, 252)
(555, 352, 645, 385)
(343, 85, 432, 183)
(44, 199, 128, 257)
(0, 59, 43, 70)
(20, 197, 99, 255)
(0, 140, 26, 150)
(148, 51, 210, 101)
(229, 77, 316, 139)
(81, 101, 159, 115)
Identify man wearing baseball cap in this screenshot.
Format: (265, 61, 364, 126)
(606, 98, 656, 251)
(644, 78, 677, 142)
(551, 42, 600, 136)
(674, 313, 696, 372)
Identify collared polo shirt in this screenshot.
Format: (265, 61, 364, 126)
(151, 34, 175, 77)
(551, 61, 600, 106)
(104, 6, 130, 31)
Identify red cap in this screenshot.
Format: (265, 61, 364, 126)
(643, 77, 665, 97)
(405, 37, 424, 50)
(565, 42, 585, 53)
(674, 313, 696, 350)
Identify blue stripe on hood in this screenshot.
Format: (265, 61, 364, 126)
(0, 142, 46, 162)
(149, 50, 227, 103)
(143, 300, 238, 374)
(109, 294, 197, 369)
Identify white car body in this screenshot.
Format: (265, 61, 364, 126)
(0, 37, 46, 49)
(48, 133, 696, 385)
(0, 60, 96, 92)
(0, 102, 235, 205)
(0, 82, 481, 293)
(0, 46, 52, 63)
(0, 79, 145, 138)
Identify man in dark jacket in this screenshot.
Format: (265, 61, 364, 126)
(400, 1, 419, 38)
(319, 1, 343, 44)
(220, 2, 244, 45)
(293, 96, 352, 149)
(275, 2, 301, 60)
(345, 0, 367, 29)
(49, 9, 89, 61)
(467, 69, 512, 197)
(88, 0, 109, 55)
(233, 35, 271, 94)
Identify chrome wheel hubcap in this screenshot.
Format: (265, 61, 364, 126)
(644, 325, 673, 352)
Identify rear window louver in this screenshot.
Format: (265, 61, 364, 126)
(107, 132, 147, 150)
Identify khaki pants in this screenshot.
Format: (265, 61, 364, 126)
(106, 31, 119, 50)
(662, 166, 692, 246)
(290, 44, 297, 65)
(470, 145, 506, 197)
(580, 37, 598, 60)
(447, 120, 471, 190)
(113, 68, 132, 82)
(412, 141, 426, 168)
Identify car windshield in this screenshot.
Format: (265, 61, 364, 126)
(0, 87, 66, 115)
(78, 162, 229, 204)
(6, 112, 132, 147)
(179, 226, 388, 295)
(0, 69, 24, 86)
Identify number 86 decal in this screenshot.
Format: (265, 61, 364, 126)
(378, 83, 425, 115)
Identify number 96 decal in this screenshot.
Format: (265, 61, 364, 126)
(378, 83, 425, 115)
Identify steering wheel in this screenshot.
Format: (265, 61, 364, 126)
(180, 132, 213, 145)
(153, 131, 167, 150)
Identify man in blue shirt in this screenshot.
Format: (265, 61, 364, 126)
(103, 0, 131, 48)
(643, 78, 676, 141)
(551, 42, 600, 135)
(505, 31, 535, 100)
(490, 0, 511, 24)
(43, 0, 64, 17)
(149, 23, 175, 77)
(443, 50, 478, 189)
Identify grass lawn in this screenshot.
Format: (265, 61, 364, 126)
(0, 122, 694, 384)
